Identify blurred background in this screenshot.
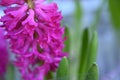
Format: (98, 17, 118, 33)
(53, 0, 120, 80)
(0, 0, 120, 80)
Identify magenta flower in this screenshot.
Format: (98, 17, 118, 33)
(22, 9, 38, 40)
(0, 0, 67, 80)
(0, 0, 24, 6)
(0, 28, 8, 79)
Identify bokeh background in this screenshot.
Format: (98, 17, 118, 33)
(0, 0, 120, 80)
(53, 0, 120, 80)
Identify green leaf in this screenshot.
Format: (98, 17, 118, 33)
(56, 57, 69, 80)
(85, 63, 99, 80)
(6, 64, 15, 80)
(78, 28, 89, 80)
(109, 0, 120, 45)
(74, 0, 82, 29)
(109, 0, 120, 29)
(63, 27, 70, 52)
(87, 31, 98, 69)
(74, 0, 82, 22)
(45, 71, 54, 80)
(78, 29, 98, 80)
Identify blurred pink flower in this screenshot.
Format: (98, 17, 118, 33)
(0, 0, 67, 80)
(0, 0, 24, 6)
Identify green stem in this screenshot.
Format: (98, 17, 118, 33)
(6, 64, 15, 80)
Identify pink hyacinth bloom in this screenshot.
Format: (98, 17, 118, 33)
(0, 28, 9, 79)
(0, 5, 28, 31)
(22, 9, 38, 40)
(0, 0, 68, 80)
(0, 0, 25, 6)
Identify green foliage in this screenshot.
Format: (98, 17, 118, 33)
(78, 28, 89, 80)
(78, 28, 98, 80)
(74, 0, 82, 24)
(74, 0, 82, 31)
(85, 63, 99, 80)
(109, 0, 120, 29)
(56, 57, 69, 80)
(45, 71, 54, 80)
(87, 31, 98, 69)
(6, 64, 15, 80)
(63, 27, 70, 53)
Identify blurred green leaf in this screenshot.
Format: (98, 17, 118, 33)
(109, 0, 120, 45)
(78, 29, 98, 80)
(74, 0, 82, 22)
(109, 0, 120, 29)
(56, 57, 69, 80)
(6, 64, 15, 80)
(87, 31, 98, 69)
(45, 71, 54, 80)
(85, 63, 99, 80)
(63, 27, 70, 53)
(74, 0, 82, 29)
(78, 28, 89, 80)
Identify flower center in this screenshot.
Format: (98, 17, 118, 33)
(27, 0, 34, 8)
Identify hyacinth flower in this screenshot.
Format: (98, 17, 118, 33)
(0, 0, 24, 6)
(0, 28, 9, 80)
(0, 0, 67, 80)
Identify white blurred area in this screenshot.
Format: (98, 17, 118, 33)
(0, 0, 120, 80)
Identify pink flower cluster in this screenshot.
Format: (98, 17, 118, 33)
(0, 0, 67, 80)
(0, 28, 8, 79)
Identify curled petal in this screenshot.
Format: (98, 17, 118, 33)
(22, 9, 38, 40)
